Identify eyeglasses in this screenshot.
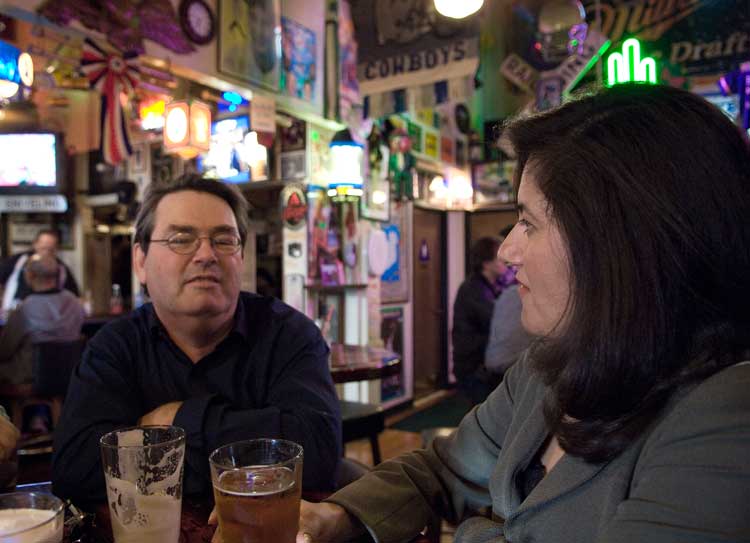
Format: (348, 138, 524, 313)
(149, 232, 242, 255)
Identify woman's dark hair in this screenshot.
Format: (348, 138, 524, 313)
(505, 83, 750, 463)
(134, 174, 249, 254)
(470, 237, 501, 274)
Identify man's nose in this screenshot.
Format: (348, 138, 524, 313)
(192, 237, 218, 261)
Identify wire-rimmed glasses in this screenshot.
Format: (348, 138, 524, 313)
(149, 232, 242, 255)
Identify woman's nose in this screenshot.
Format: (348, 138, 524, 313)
(498, 225, 523, 266)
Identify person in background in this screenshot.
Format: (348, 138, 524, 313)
(293, 84, 750, 543)
(452, 237, 516, 404)
(52, 174, 341, 507)
(484, 225, 534, 379)
(0, 229, 80, 315)
(0, 255, 85, 387)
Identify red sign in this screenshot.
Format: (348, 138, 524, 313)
(280, 184, 308, 230)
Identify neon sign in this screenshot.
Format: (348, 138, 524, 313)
(606, 38, 657, 87)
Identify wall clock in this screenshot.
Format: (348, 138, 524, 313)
(179, 0, 216, 46)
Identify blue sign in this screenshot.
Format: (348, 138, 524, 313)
(0, 41, 22, 84)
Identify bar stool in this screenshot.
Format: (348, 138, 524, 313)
(0, 336, 85, 430)
(339, 400, 385, 465)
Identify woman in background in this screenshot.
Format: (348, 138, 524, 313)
(294, 83, 750, 543)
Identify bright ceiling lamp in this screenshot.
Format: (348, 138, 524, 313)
(434, 0, 483, 19)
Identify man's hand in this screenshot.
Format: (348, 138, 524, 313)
(138, 401, 183, 426)
(0, 416, 20, 462)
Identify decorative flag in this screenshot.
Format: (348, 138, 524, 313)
(80, 38, 140, 165)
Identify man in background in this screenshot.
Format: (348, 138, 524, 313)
(452, 236, 512, 405)
(0, 229, 80, 315)
(53, 175, 341, 506)
(0, 255, 85, 386)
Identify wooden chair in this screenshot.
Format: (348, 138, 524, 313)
(0, 336, 85, 430)
(340, 400, 385, 465)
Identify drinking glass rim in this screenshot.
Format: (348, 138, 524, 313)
(0, 491, 64, 538)
(99, 425, 186, 450)
(209, 438, 303, 470)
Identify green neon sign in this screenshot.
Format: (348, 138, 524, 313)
(606, 38, 657, 86)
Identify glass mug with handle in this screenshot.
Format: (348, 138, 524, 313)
(210, 439, 303, 543)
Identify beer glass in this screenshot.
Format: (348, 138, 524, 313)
(209, 439, 303, 543)
(100, 426, 185, 543)
(0, 492, 64, 542)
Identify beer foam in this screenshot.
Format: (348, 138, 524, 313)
(0, 509, 61, 542)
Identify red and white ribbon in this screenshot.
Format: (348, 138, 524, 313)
(81, 38, 140, 165)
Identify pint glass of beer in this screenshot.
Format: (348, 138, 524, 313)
(100, 425, 185, 543)
(209, 439, 303, 543)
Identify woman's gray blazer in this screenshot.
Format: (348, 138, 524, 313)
(328, 357, 750, 542)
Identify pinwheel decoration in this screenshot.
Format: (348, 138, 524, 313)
(81, 38, 140, 165)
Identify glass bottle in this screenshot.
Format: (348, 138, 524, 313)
(109, 283, 124, 315)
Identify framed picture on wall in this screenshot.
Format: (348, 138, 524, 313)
(380, 305, 405, 402)
(361, 179, 390, 222)
(218, 0, 281, 91)
(380, 201, 409, 304)
(472, 160, 516, 205)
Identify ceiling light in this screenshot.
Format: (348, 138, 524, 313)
(434, 0, 483, 19)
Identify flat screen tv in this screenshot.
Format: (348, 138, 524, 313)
(0, 132, 63, 195)
(198, 115, 268, 184)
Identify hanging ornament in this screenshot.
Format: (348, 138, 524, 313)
(80, 38, 140, 165)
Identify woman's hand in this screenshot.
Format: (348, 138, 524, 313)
(0, 416, 19, 462)
(208, 507, 222, 543)
(208, 499, 365, 543)
(296, 500, 365, 543)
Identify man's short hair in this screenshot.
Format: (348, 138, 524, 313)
(470, 237, 501, 274)
(34, 229, 60, 242)
(26, 254, 59, 281)
(134, 174, 250, 254)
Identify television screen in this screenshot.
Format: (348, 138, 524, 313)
(0, 132, 60, 194)
(199, 115, 268, 184)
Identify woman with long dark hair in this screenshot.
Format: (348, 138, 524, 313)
(290, 83, 750, 543)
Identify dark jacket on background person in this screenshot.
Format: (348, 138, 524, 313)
(327, 356, 750, 543)
(451, 273, 502, 383)
(0, 289, 85, 384)
(0, 251, 80, 312)
(52, 292, 342, 505)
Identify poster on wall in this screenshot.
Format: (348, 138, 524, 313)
(281, 17, 316, 100)
(380, 306, 405, 402)
(380, 202, 409, 304)
(218, 0, 281, 91)
(338, 0, 361, 120)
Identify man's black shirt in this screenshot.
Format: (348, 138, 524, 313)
(52, 292, 342, 504)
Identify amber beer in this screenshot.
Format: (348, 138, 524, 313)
(210, 440, 304, 543)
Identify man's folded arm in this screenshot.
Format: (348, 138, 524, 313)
(52, 340, 142, 505)
(174, 330, 342, 491)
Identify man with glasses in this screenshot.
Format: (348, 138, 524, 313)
(52, 175, 342, 505)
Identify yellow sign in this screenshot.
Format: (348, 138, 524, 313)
(424, 130, 439, 159)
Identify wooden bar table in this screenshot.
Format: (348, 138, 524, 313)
(328, 343, 402, 384)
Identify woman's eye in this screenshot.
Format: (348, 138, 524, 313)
(518, 219, 533, 232)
